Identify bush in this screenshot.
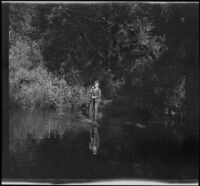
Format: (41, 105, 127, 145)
(9, 34, 90, 110)
(10, 64, 91, 110)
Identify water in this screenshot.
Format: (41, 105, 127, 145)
(8, 108, 198, 181)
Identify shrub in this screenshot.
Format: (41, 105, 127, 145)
(9, 34, 90, 110)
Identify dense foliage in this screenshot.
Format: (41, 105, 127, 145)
(9, 3, 198, 122)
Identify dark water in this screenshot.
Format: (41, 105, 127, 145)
(9, 108, 198, 182)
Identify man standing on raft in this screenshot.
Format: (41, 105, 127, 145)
(89, 80, 101, 122)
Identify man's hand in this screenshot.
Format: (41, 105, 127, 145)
(92, 96, 96, 99)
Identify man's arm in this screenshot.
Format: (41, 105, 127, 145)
(92, 88, 101, 99)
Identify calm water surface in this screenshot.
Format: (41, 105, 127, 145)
(9, 108, 198, 181)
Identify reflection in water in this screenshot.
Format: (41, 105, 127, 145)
(47, 120, 57, 139)
(88, 103, 100, 155)
(8, 109, 198, 180)
(89, 127, 99, 155)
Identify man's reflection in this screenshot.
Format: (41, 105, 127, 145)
(89, 126, 99, 155)
(47, 119, 58, 139)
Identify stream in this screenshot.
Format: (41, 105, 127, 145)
(8, 108, 198, 181)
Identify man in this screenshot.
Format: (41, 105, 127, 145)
(89, 80, 101, 121)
